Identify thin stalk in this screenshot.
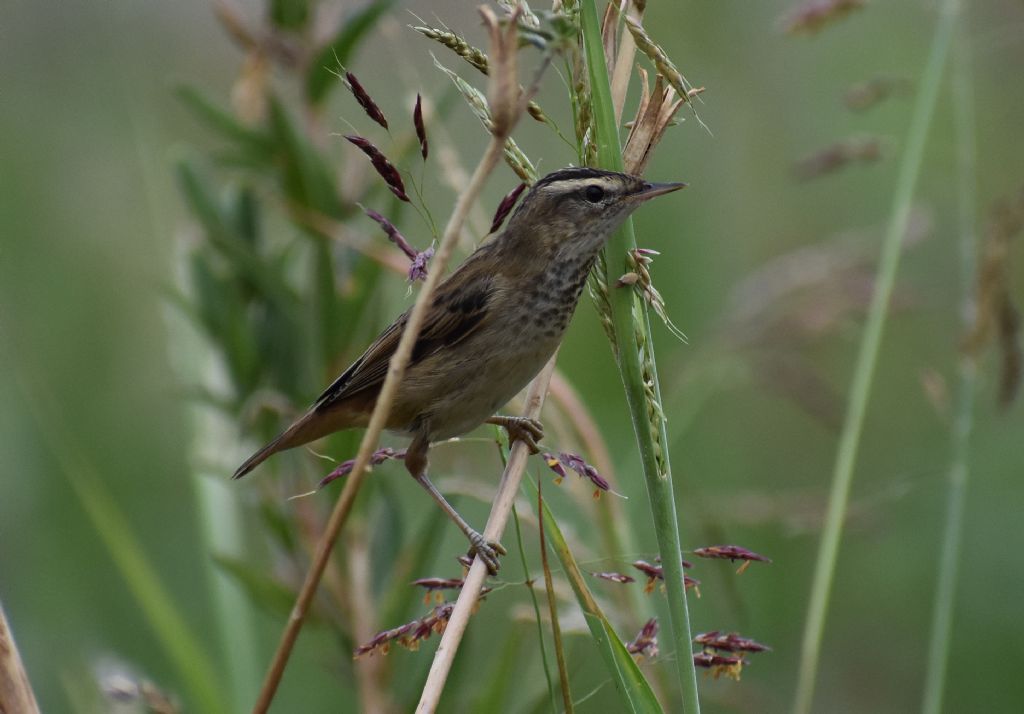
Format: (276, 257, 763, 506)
(416, 356, 560, 712)
(921, 17, 976, 714)
(511, 503, 559, 714)
(538, 482, 574, 714)
(0, 603, 40, 714)
(792, 1, 962, 711)
(579, 2, 700, 711)
(252, 120, 510, 714)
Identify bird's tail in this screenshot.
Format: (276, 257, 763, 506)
(232, 410, 320, 480)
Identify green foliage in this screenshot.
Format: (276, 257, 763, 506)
(535, 483, 663, 714)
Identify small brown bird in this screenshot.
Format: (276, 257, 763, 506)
(233, 167, 684, 573)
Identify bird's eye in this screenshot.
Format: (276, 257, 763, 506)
(583, 185, 605, 203)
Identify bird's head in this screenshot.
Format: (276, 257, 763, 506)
(501, 167, 685, 259)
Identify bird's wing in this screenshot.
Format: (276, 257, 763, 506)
(313, 253, 498, 411)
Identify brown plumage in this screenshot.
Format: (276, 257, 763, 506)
(233, 167, 684, 572)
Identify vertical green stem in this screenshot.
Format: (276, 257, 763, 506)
(792, 1, 962, 712)
(511, 504, 559, 714)
(538, 482, 574, 714)
(579, 2, 700, 711)
(921, 16, 976, 714)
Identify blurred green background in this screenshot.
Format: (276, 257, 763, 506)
(1, 1, 1022, 712)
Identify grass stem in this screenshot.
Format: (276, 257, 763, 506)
(792, 1, 962, 711)
(921, 17, 977, 714)
(579, 2, 700, 710)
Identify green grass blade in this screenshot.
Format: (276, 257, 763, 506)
(579, 2, 700, 710)
(18, 377, 229, 713)
(532, 480, 663, 714)
(792, 1, 963, 711)
(921, 17, 976, 714)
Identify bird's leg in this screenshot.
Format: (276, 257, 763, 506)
(485, 415, 544, 454)
(404, 433, 507, 575)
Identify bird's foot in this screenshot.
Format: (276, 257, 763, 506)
(488, 415, 544, 454)
(466, 529, 507, 576)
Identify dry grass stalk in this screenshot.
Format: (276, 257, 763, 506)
(623, 68, 683, 175)
(610, 3, 645, 123)
(251, 8, 537, 708)
(0, 604, 40, 714)
(416, 357, 558, 713)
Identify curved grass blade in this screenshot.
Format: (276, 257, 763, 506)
(531, 479, 663, 714)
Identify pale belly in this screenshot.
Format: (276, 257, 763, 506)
(390, 326, 562, 440)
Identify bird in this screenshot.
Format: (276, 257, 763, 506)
(233, 167, 685, 573)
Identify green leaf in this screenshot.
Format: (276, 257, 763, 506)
(532, 481, 663, 714)
(176, 158, 300, 316)
(269, 0, 310, 30)
(213, 554, 319, 623)
(305, 0, 398, 105)
(176, 86, 274, 160)
(266, 97, 344, 218)
(189, 252, 262, 394)
(227, 185, 260, 248)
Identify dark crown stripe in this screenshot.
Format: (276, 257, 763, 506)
(533, 166, 626, 189)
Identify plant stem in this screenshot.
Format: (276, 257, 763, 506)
(416, 356, 560, 713)
(539, 482, 574, 714)
(511, 504, 559, 714)
(0, 603, 40, 714)
(921, 17, 976, 714)
(579, 2, 700, 711)
(252, 119, 510, 714)
(792, 1, 962, 711)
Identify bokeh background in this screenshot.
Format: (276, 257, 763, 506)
(1, 1, 1022, 712)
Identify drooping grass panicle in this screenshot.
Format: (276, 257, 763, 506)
(413, 26, 490, 74)
(344, 134, 410, 201)
(591, 571, 636, 584)
(414, 25, 549, 124)
(844, 76, 912, 112)
(431, 55, 538, 183)
(318, 446, 405, 489)
(354, 602, 455, 658)
(793, 135, 884, 181)
(344, 71, 389, 129)
(692, 652, 746, 680)
(781, 0, 867, 36)
(626, 618, 659, 658)
(360, 207, 435, 282)
(623, 15, 700, 107)
(694, 631, 772, 654)
(541, 451, 612, 496)
(413, 93, 429, 159)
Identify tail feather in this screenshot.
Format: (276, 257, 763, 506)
(232, 410, 320, 479)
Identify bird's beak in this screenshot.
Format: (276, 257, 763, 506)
(633, 181, 687, 201)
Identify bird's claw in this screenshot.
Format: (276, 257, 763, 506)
(501, 416, 544, 454)
(467, 530, 507, 576)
